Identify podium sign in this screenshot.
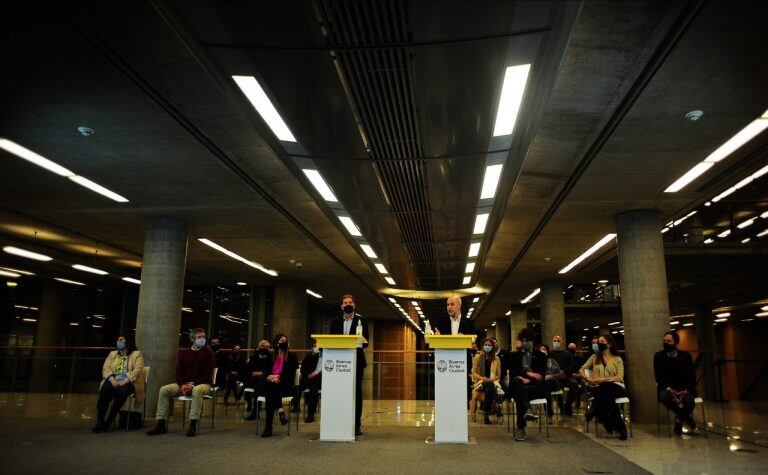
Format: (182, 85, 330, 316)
(427, 335, 475, 443)
(311, 334, 367, 442)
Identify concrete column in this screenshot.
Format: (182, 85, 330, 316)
(616, 210, 670, 423)
(29, 283, 69, 392)
(135, 217, 188, 418)
(509, 306, 527, 346)
(541, 279, 565, 345)
(494, 317, 509, 350)
(272, 282, 308, 349)
(695, 304, 718, 400)
(363, 320, 374, 400)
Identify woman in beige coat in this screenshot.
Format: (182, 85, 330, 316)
(92, 336, 145, 432)
(471, 338, 503, 424)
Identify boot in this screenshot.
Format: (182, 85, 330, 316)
(146, 419, 167, 435)
(91, 416, 106, 433)
(103, 414, 116, 432)
(186, 420, 197, 437)
(483, 414, 491, 424)
(279, 411, 288, 426)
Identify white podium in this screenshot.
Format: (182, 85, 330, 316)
(311, 334, 367, 442)
(427, 334, 476, 443)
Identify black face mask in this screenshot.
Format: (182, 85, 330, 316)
(211, 345, 220, 352)
(663, 342, 676, 353)
(259, 348, 269, 356)
(343, 304, 354, 314)
(597, 343, 608, 353)
(278, 341, 288, 351)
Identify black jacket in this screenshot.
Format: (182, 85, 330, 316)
(508, 349, 547, 380)
(328, 314, 369, 369)
(228, 353, 248, 378)
(549, 349, 574, 376)
(435, 315, 474, 336)
(497, 349, 511, 379)
(265, 351, 299, 389)
(246, 352, 274, 378)
(300, 352, 321, 378)
(654, 349, 696, 394)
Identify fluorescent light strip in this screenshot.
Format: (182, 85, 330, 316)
(521, 288, 541, 304)
(716, 312, 730, 318)
(232, 75, 296, 142)
(718, 229, 731, 238)
(198, 238, 277, 276)
(473, 297, 480, 303)
(665, 109, 768, 192)
(72, 264, 108, 276)
(0, 266, 34, 275)
(68, 176, 128, 203)
(338, 216, 362, 237)
(465, 262, 475, 273)
(741, 238, 751, 244)
(54, 277, 85, 286)
(387, 297, 396, 303)
(374, 263, 389, 275)
(505, 310, 511, 316)
(3, 246, 52, 261)
(492, 64, 531, 137)
(306, 289, 322, 299)
(0, 270, 21, 278)
(384, 276, 396, 286)
(473, 213, 489, 235)
(558, 234, 617, 274)
(360, 244, 378, 259)
(181, 307, 193, 313)
(301, 169, 338, 202)
(703, 238, 714, 244)
(756, 311, 768, 317)
(480, 164, 503, 199)
(758, 229, 768, 238)
(468, 242, 480, 258)
(0, 138, 74, 176)
(714, 318, 728, 323)
(462, 276, 471, 285)
(122, 277, 141, 285)
(737, 218, 755, 229)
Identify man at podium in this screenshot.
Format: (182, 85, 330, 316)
(328, 294, 369, 436)
(434, 296, 475, 404)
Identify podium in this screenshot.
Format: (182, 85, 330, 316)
(311, 334, 368, 441)
(427, 334, 476, 443)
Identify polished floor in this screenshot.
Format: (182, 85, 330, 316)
(1, 393, 766, 474)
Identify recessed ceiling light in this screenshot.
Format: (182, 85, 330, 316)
(232, 75, 296, 142)
(72, 264, 108, 276)
(670, 321, 680, 325)
(388, 297, 396, 303)
(505, 310, 511, 316)
(558, 234, 617, 274)
(198, 238, 277, 276)
(360, 244, 378, 259)
(384, 276, 396, 286)
(462, 276, 471, 285)
(598, 279, 609, 284)
(122, 277, 141, 285)
(716, 312, 731, 318)
(465, 262, 475, 273)
(665, 162, 715, 193)
(683, 322, 694, 327)
(3, 246, 52, 262)
(480, 164, 503, 199)
(703, 238, 714, 244)
(301, 169, 338, 202)
(492, 64, 531, 137)
(54, 277, 85, 286)
(608, 321, 620, 326)
(468, 242, 481, 258)
(473, 213, 489, 235)
(374, 263, 389, 275)
(338, 216, 362, 237)
(306, 289, 322, 299)
(236, 281, 247, 286)
(521, 288, 540, 304)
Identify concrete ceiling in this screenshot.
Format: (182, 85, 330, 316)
(1, 1, 767, 327)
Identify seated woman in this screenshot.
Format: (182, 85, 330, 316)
(260, 333, 298, 437)
(539, 343, 563, 416)
(471, 338, 502, 424)
(93, 335, 145, 432)
(579, 334, 627, 440)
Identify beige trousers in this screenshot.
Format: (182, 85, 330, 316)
(156, 383, 211, 420)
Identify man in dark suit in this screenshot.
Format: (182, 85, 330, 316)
(299, 343, 322, 423)
(507, 327, 547, 441)
(434, 296, 475, 405)
(654, 330, 697, 436)
(328, 294, 369, 436)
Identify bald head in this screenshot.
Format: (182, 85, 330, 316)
(446, 296, 462, 318)
(567, 343, 576, 352)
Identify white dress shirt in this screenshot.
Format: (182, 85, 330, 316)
(450, 314, 462, 335)
(343, 315, 353, 335)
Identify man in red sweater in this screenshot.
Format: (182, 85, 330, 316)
(147, 328, 215, 437)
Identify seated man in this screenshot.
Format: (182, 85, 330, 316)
(654, 330, 697, 435)
(147, 328, 215, 437)
(548, 336, 579, 416)
(507, 327, 547, 441)
(210, 337, 228, 390)
(539, 343, 563, 418)
(491, 337, 510, 417)
(299, 343, 323, 423)
(245, 340, 273, 420)
(224, 344, 247, 406)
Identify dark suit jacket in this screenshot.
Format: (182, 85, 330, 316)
(435, 315, 474, 336)
(328, 314, 368, 370)
(265, 351, 299, 390)
(654, 349, 696, 394)
(300, 352, 321, 378)
(508, 349, 547, 380)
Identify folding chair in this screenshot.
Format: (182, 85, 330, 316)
(657, 396, 708, 438)
(125, 366, 150, 431)
(255, 369, 300, 435)
(177, 367, 218, 433)
(529, 398, 550, 438)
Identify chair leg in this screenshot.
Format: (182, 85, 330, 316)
(181, 400, 187, 429)
(700, 402, 708, 438)
(545, 402, 550, 438)
(211, 394, 216, 429)
(126, 398, 133, 432)
(627, 403, 633, 439)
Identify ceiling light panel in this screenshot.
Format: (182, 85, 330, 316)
(54, 277, 85, 286)
(360, 244, 378, 259)
(473, 213, 489, 235)
(338, 216, 362, 237)
(3, 246, 52, 261)
(72, 264, 108, 275)
(480, 164, 504, 199)
(521, 288, 540, 304)
(558, 234, 617, 274)
(301, 169, 338, 202)
(232, 75, 296, 142)
(492, 64, 531, 137)
(122, 277, 141, 284)
(468, 242, 481, 257)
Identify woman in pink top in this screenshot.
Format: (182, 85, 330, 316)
(261, 333, 298, 437)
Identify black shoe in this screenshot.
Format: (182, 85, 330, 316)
(261, 427, 273, 437)
(245, 404, 252, 413)
(246, 412, 258, 421)
(674, 420, 683, 436)
(355, 428, 362, 436)
(187, 420, 197, 437)
(619, 427, 628, 440)
(585, 411, 595, 424)
(305, 415, 315, 423)
(91, 421, 105, 433)
(483, 414, 491, 425)
(687, 416, 697, 431)
(279, 412, 288, 426)
(103, 415, 116, 432)
(146, 420, 167, 435)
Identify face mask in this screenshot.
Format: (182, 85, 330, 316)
(313, 347, 320, 354)
(259, 348, 269, 357)
(343, 304, 354, 314)
(523, 341, 533, 352)
(116, 341, 126, 351)
(211, 344, 220, 352)
(483, 345, 493, 353)
(194, 337, 206, 349)
(553, 341, 562, 350)
(278, 341, 288, 350)
(663, 342, 676, 353)
(592, 343, 599, 352)
(597, 343, 607, 353)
